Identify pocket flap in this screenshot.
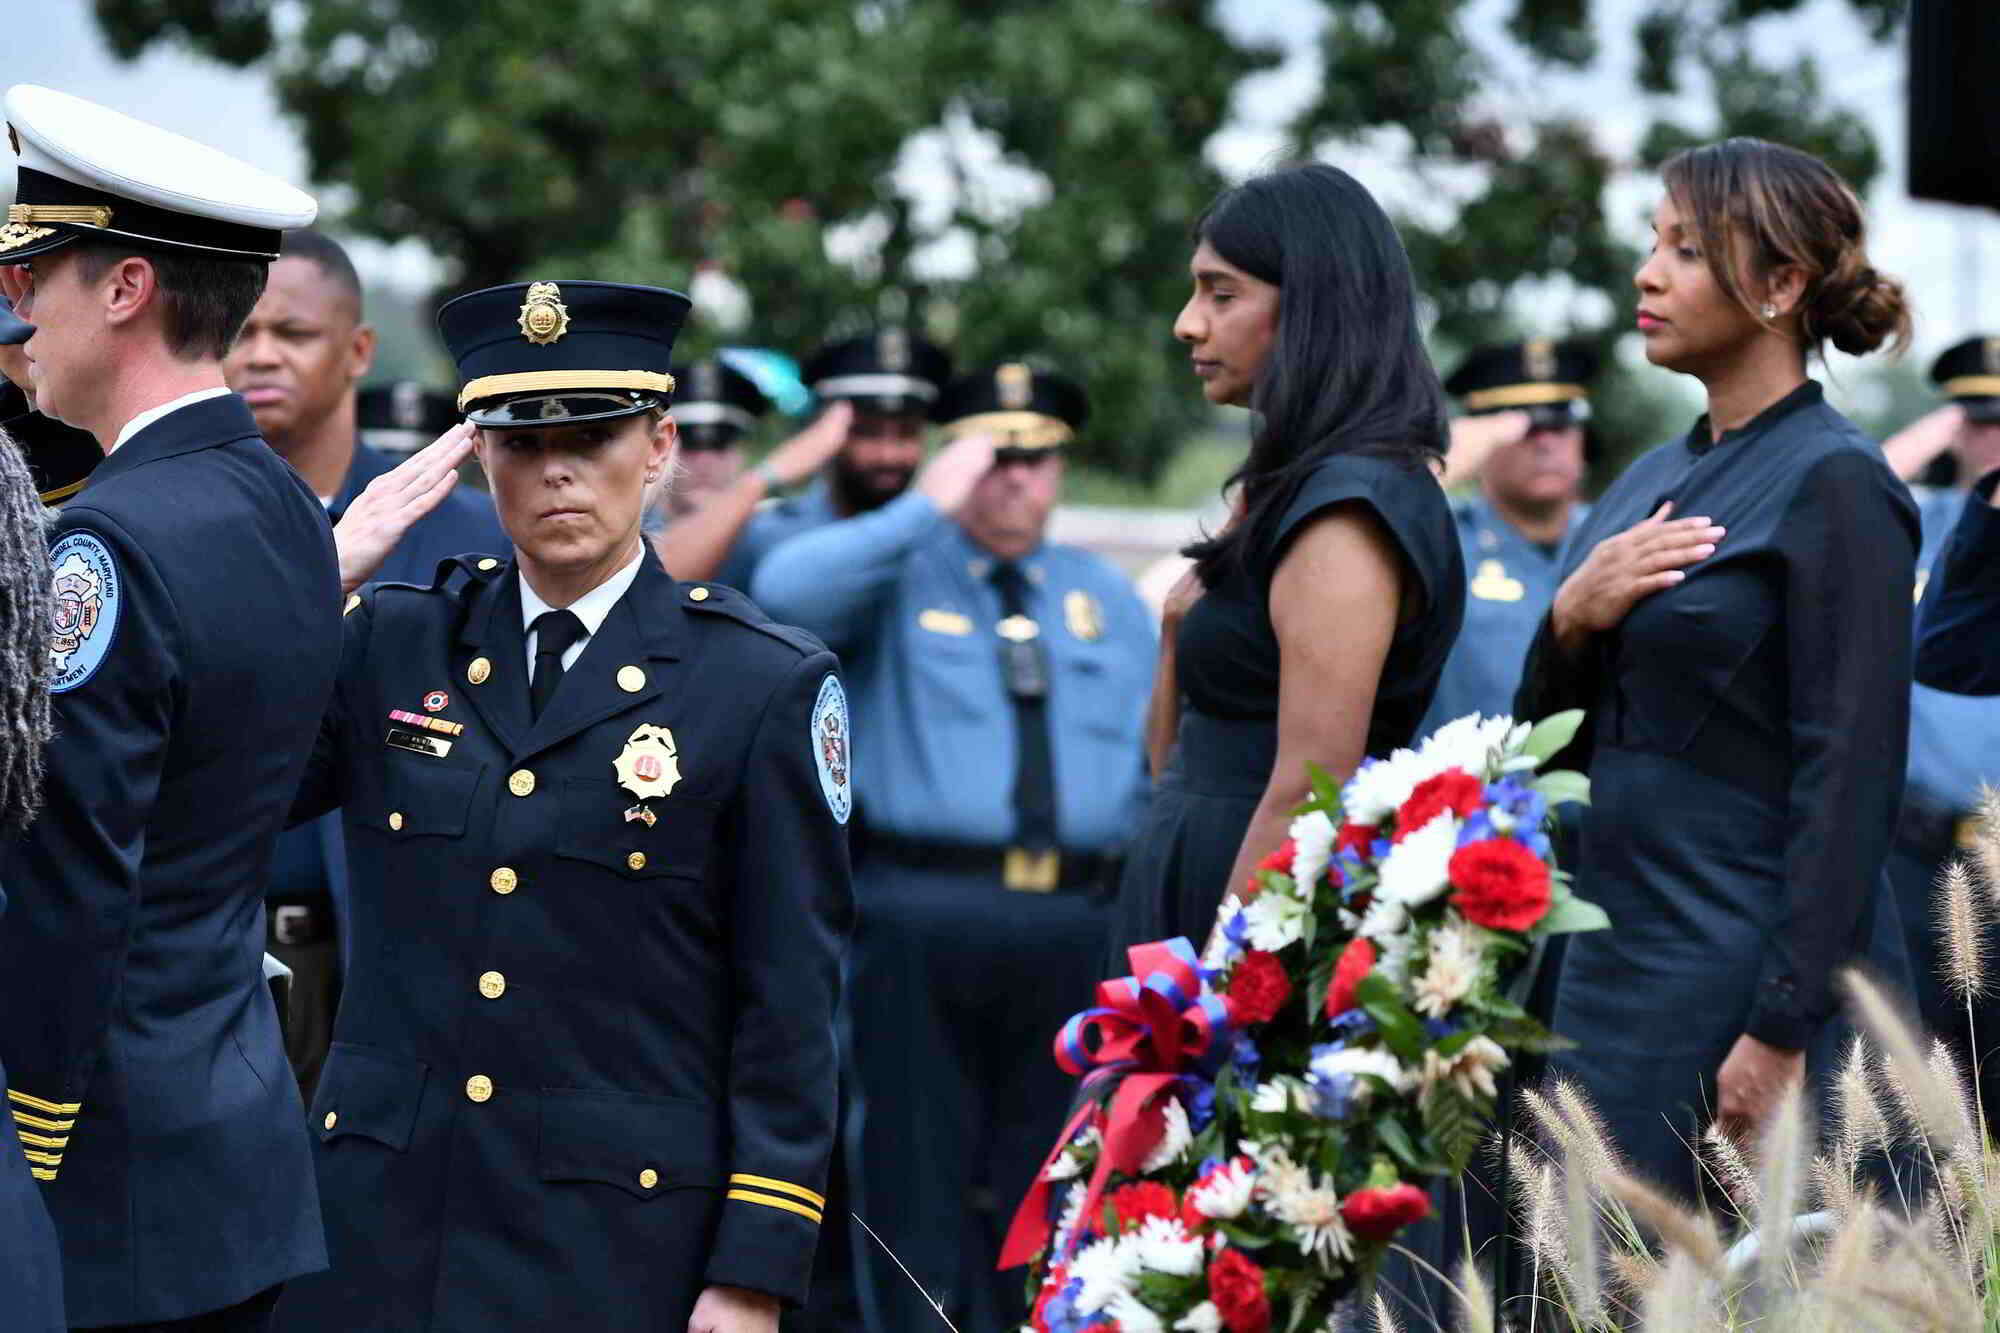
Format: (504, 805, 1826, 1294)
(538, 1088, 724, 1199)
(316, 1043, 430, 1152)
(555, 778, 719, 880)
(361, 756, 484, 838)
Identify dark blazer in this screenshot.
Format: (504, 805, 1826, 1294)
(0, 393, 338, 1323)
(276, 552, 850, 1332)
(1916, 469, 2000, 696)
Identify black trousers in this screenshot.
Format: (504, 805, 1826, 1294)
(86, 1286, 282, 1333)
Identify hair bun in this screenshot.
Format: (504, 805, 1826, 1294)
(1816, 255, 1911, 357)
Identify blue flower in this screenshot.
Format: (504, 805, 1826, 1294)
(1306, 1041, 1360, 1120)
(1230, 1030, 1262, 1085)
(1043, 1277, 1088, 1333)
(1326, 1009, 1377, 1040)
(1183, 1076, 1217, 1132)
(1424, 1017, 1458, 1041)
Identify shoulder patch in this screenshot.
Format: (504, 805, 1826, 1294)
(811, 673, 851, 825)
(48, 531, 122, 693)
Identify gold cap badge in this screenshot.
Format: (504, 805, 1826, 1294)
(1985, 337, 2000, 376)
(878, 327, 910, 373)
(518, 282, 570, 346)
(997, 362, 1034, 410)
(1524, 339, 1557, 383)
(614, 723, 682, 801)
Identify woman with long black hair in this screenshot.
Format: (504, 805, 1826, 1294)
(1113, 162, 1466, 954)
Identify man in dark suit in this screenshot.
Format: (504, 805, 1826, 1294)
(0, 83, 333, 1329)
(226, 227, 505, 1103)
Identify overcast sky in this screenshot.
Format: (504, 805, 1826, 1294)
(6, 0, 1995, 373)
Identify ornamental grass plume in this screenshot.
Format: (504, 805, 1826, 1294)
(1935, 858, 1990, 1002)
(1700, 1124, 1762, 1217)
(1974, 783, 2000, 907)
(1843, 969, 1968, 1158)
(1450, 1258, 1493, 1333)
(1753, 1080, 1810, 1312)
(1368, 1291, 1403, 1333)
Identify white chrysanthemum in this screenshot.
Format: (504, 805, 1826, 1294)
(1377, 928, 1416, 986)
(1288, 809, 1337, 891)
(1417, 713, 1515, 780)
(1106, 1290, 1167, 1333)
(1242, 890, 1308, 952)
(1133, 1215, 1205, 1276)
(1068, 1234, 1141, 1314)
(1048, 1183, 1088, 1258)
(1189, 1158, 1256, 1220)
(1412, 919, 1483, 1020)
(1421, 1035, 1510, 1101)
(1270, 1180, 1356, 1268)
(1375, 812, 1458, 907)
(1043, 1125, 1101, 1182)
(1357, 893, 1408, 945)
(1313, 1046, 1413, 1102)
(1142, 1097, 1194, 1172)
(1173, 1303, 1225, 1333)
(1200, 897, 1248, 971)
(1251, 1077, 1315, 1115)
(1341, 746, 1433, 824)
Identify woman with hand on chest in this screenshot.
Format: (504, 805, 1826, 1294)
(1516, 138, 1918, 1195)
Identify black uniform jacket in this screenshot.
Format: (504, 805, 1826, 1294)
(1916, 469, 2000, 696)
(279, 551, 850, 1331)
(0, 394, 339, 1324)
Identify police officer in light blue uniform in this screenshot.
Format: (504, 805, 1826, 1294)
(754, 362, 1154, 1333)
(1421, 339, 1596, 736)
(1897, 334, 2000, 1126)
(715, 328, 949, 587)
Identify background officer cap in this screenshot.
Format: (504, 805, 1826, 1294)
(438, 280, 691, 429)
(1445, 338, 1599, 428)
(358, 380, 461, 456)
(670, 357, 770, 449)
(2, 85, 316, 263)
(802, 328, 950, 415)
(935, 362, 1088, 453)
(1930, 336, 2000, 425)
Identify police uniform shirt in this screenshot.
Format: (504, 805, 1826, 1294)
(715, 478, 841, 590)
(1418, 493, 1583, 735)
(282, 552, 850, 1329)
(1919, 471, 2000, 696)
(751, 489, 1154, 850)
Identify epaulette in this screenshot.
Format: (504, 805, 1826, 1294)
(344, 552, 507, 619)
(678, 580, 827, 659)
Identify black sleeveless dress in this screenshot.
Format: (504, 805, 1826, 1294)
(1111, 453, 1466, 954)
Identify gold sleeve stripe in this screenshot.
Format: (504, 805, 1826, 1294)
(10, 1109, 74, 1133)
(30, 1167, 55, 1181)
(8, 1090, 82, 1116)
(17, 1130, 67, 1149)
(727, 1174, 827, 1209)
(725, 1188, 823, 1225)
(22, 1149, 62, 1166)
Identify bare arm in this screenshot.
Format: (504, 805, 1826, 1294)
(1219, 506, 1403, 902)
(1880, 404, 1965, 484)
(652, 402, 854, 582)
(1436, 410, 1530, 489)
(1144, 567, 1204, 778)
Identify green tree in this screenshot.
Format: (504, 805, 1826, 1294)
(90, 0, 1276, 480)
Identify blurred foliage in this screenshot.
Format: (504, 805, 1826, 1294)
(92, 0, 1902, 491)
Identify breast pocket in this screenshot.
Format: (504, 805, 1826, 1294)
(356, 754, 485, 839)
(1054, 651, 1142, 742)
(1611, 560, 1771, 754)
(555, 778, 719, 883)
(314, 1042, 430, 1152)
(538, 1087, 724, 1199)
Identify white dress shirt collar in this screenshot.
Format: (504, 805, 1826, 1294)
(519, 546, 646, 674)
(112, 385, 233, 451)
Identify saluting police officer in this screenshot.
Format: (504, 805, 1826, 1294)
(0, 85, 333, 1329)
(662, 356, 771, 520)
(277, 280, 851, 1333)
(1896, 335, 2000, 1127)
(754, 363, 1154, 1333)
(1422, 339, 1596, 733)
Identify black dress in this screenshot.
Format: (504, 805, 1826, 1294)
(1515, 382, 1918, 1197)
(1111, 453, 1465, 954)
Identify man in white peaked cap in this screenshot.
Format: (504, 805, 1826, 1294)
(0, 85, 336, 1330)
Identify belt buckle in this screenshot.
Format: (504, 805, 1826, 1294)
(1004, 847, 1060, 893)
(1956, 816, 1982, 851)
(271, 904, 314, 947)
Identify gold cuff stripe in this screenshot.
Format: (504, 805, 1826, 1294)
(727, 1173, 827, 1209)
(942, 411, 1073, 450)
(17, 1131, 67, 1149)
(8, 204, 114, 228)
(726, 1188, 823, 1224)
(8, 1090, 81, 1116)
(1462, 383, 1587, 411)
(10, 1109, 74, 1133)
(1943, 375, 2000, 398)
(22, 1149, 61, 1166)
(30, 1167, 55, 1181)
(458, 370, 678, 411)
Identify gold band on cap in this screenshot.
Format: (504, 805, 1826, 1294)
(1462, 383, 1587, 411)
(943, 411, 1073, 450)
(458, 370, 678, 411)
(8, 203, 113, 228)
(1942, 376, 2000, 398)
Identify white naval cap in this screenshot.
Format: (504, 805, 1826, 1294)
(1, 85, 316, 264)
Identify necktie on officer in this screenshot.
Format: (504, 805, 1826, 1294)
(990, 562, 1058, 853)
(529, 609, 586, 720)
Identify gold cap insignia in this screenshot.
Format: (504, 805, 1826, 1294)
(878, 327, 910, 373)
(1523, 339, 1557, 383)
(518, 282, 570, 346)
(614, 723, 682, 801)
(1063, 589, 1102, 642)
(1985, 338, 2000, 376)
(997, 363, 1034, 410)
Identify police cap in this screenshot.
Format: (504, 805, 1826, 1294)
(935, 362, 1088, 457)
(438, 281, 691, 429)
(1929, 336, 2000, 425)
(0, 291, 97, 503)
(802, 328, 949, 416)
(1445, 338, 1599, 429)
(671, 358, 769, 450)
(2, 85, 316, 263)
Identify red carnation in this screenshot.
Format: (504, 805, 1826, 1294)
(1324, 936, 1377, 1019)
(1225, 950, 1292, 1027)
(1108, 1181, 1179, 1230)
(1394, 768, 1485, 841)
(1207, 1247, 1272, 1333)
(1448, 838, 1552, 932)
(1339, 1182, 1433, 1242)
(1337, 821, 1377, 856)
(1245, 838, 1297, 896)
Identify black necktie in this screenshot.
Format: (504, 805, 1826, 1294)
(528, 609, 586, 721)
(990, 562, 1058, 852)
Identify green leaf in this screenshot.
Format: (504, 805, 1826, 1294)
(1306, 762, 1345, 820)
(1538, 893, 1612, 936)
(1285, 1274, 1328, 1332)
(1532, 770, 1591, 808)
(1520, 710, 1585, 763)
(1216, 1220, 1276, 1249)
(1356, 973, 1426, 1061)
(1421, 1088, 1484, 1173)
(1374, 1113, 1424, 1171)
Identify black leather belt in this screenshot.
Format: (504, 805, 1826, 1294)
(865, 835, 1110, 894)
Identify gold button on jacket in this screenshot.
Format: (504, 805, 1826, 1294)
(388, 811, 404, 831)
(478, 971, 506, 999)
(464, 1075, 493, 1103)
(508, 769, 535, 797)
(489, 867, 517, 895)
(638, 1168, 659, 1190)
(323, 1111, 338, 1131)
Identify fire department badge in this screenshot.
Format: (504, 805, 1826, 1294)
(48, 532, 120, 693)
(613, 723, 682, 801)
(517, 281, 570, 346)
(812, 674, 851, 825)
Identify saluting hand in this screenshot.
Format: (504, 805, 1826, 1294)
(1714, 1032, 1805, 1146)
(688, 1284, 780, 1333)
(333, 422, 477, 596)
(1437, 409, 1531, 488)
(915, 430, 998, 516)
(1549, 502, 1724, 658)
(1880, 403, 1966, 484)
(760, 400, 854, 491)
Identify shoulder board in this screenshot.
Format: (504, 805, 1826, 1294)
(353, 553, 506, 616)
(679, 581, 827, 658)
